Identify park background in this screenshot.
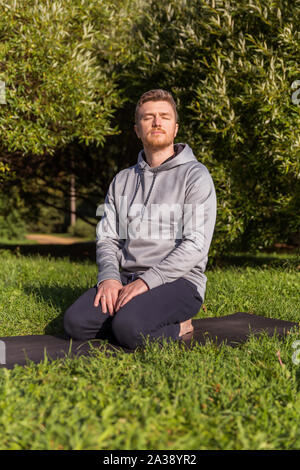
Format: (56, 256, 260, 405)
(0, 0, 299, 451)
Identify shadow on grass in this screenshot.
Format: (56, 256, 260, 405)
(23, 283, 93, 336)
(210, 251, 299, 270)
(1, 241, 299, 271)
(0, 241, 96, 262)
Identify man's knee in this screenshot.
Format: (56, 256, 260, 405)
(111, 313, 146, 349)
(63, 306, 85, 340)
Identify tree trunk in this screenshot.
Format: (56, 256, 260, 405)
(70, 173, 76, 227)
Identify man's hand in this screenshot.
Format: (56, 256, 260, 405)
(114, 279, 149, 312)
(94, 279, 123, 316)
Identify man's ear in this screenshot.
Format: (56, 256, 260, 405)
(174, 122, 179, 138)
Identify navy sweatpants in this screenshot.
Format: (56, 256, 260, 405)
(63, 272, 203, 349)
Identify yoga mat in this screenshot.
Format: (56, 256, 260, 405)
(0, 313, 298, 370)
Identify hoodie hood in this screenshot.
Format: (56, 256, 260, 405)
(130, 143, 198, 213)
(137, 143, 197, 172)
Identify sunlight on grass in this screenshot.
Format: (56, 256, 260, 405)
(0, 250, 299, 450)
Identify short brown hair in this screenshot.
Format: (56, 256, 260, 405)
(135, 89, 178, 124)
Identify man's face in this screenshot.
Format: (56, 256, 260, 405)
(134, 100, 179, 150)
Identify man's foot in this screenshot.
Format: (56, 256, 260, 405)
(179, 318, 194, 337)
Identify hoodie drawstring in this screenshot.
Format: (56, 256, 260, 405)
(129, 169, 142, 208)
(141, 170, 158, 219)
(129, 167, 158, 220)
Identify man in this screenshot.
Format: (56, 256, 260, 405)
(63, 89, 217, 349)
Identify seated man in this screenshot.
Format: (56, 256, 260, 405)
(63, 89, 217, 349)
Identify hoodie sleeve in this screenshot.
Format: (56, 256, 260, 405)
(137, 167, 217, 290)
(96, 176, 124, 285)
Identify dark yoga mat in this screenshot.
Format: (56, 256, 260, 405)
(0, 312, 298, 370)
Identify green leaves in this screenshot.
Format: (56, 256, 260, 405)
(0, 0, 125, 156)
(0, 0, 299, 252)
(120, 0, 300, 254)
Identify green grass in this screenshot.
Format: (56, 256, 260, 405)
(0, 237, 38, 245)
(0, 249, 299, 450)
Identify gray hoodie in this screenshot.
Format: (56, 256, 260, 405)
(96, 143, 217, 302)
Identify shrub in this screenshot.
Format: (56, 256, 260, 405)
(67, 218, 96, 239)
(111, 0, 300, 255)
(0, 193, 27, 240)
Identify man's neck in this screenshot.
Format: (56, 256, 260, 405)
(143, 143, 175, 168)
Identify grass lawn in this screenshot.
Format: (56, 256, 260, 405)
(0, 237, 39, 245)
(0, 249, 299, 450)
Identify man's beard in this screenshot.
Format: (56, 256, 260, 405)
(145, 132, 174, 150)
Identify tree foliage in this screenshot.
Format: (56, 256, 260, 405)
(0, 0, 129, 157)
(104, 0, 300, 253)
(0, 0, 141, 230)
(0, 0, 299, 254)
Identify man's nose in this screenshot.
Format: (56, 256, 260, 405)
(153, 115, 162, 126)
